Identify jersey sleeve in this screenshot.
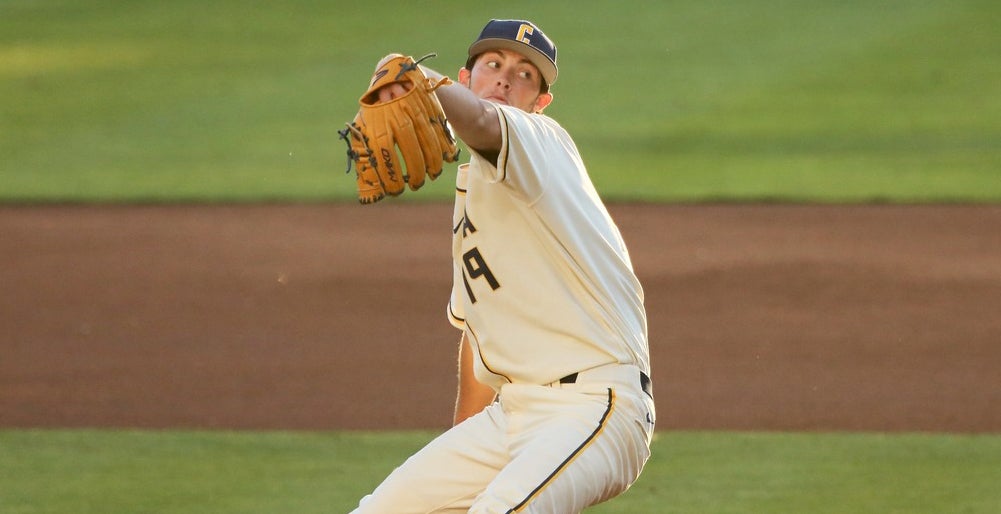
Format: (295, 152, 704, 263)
(477, 104, 579, 204)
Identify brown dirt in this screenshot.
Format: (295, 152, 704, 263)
(1, 203, 999, 432)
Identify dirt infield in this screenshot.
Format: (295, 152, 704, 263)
(1, 203, 999, 432)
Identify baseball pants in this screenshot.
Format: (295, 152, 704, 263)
(351, 364, 656, 514)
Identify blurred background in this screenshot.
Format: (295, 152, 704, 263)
(2, 0, 999, 203)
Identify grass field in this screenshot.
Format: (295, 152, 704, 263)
(2, 0, 999, 202)
(3, 430, 1000, 514)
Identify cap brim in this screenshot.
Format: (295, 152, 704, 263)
(468, 38, 557, 86)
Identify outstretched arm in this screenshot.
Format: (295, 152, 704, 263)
(420, 66, 503, 157)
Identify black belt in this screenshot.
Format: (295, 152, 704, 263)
(559, 370, 654, 398)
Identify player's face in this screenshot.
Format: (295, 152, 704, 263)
(461, 49, 553, 113)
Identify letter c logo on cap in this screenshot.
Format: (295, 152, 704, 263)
(516, 24, 534, 45)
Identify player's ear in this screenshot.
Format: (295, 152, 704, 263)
(533, 92, 553, 114)
(458, 67, 472, 87)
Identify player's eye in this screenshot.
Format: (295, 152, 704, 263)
(518, 70, 533, 80)
(486, 60, 500, 69)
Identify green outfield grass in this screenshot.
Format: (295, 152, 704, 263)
(2, 0, 999, 202)
(2, 430, 999, 513)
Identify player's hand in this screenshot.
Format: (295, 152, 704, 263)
(373, 53, 414, 103)
(377, 82, 412, 102)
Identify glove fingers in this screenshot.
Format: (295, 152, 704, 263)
(373, 135, 406, 196)
(363, 109, 406, 196)
(355, 161, 385, 204)
(391, 114, 428, 191)
(398, 99, 442, 187)
(417, 80, 459, 161)
(342, 114, 387, 204)
(392, 66, 458, 172)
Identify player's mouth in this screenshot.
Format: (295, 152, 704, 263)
(486, 95, 508, 105)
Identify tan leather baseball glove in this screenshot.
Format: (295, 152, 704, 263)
(339, 54, 460, 204)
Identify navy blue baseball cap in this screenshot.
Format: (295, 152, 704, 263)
(467, 19, 558, 87)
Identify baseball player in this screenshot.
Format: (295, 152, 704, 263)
(349, 19, 654, 514)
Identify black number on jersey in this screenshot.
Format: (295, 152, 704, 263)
(462, 247, 500, 304)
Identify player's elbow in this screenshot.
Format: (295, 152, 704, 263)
(453, 104, 502, 155)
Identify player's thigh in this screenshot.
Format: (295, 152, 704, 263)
(471, 385, 653, 514)
(351, 404, 508, 514)
(522, 395, 652, 513)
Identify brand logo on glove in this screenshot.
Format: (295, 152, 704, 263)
(371, 69, 389, 87)
(381, 148, 397, 179)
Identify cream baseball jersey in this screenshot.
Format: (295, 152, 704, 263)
(447, 103, 649, 389)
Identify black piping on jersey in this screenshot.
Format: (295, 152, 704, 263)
(508, 388, 617, 513)
(447, 300, 465, 326)
(466, 321, 511, 384)
(454, 183, 467, 233)
(497, 108, 511, 183)
(450, 185, 467, 322)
